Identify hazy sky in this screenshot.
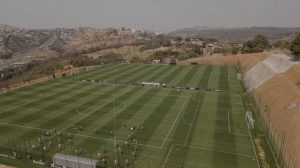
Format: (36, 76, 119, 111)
(0, 0, 299, 32)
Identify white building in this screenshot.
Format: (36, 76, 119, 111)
(152, 59, 160, 64)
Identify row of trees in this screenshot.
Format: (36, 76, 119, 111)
(137, 35, 171, 52)
(0, 52, 125, 88)
(70, 53, 125, 67)
(241, 33, 300, 59)
(242, 35, 270, 53)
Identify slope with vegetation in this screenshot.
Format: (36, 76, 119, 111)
(168, 26, 300, 42)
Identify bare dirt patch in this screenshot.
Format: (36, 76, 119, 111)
(283, 64, 300, 89)
(0, 164, 14, 168)
(87, 46, 139, 58)
(4, 66, 81, 92)
(254, 73, 300, 167)
(179, 52, 270, 71)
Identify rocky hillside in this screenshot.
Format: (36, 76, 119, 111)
(0, 24, 51, 53)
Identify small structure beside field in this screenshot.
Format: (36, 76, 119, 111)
(52, 153, 97, 168)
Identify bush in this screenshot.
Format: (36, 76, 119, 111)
(242, 35, 270, 53)
(291, 34, 300, 59)
(0, 52, 13, 59)
(98, 52, 125, 64)
(139, 37, 171, 52)
(130, 56, 143, 64)
(273, 40, 291, 49)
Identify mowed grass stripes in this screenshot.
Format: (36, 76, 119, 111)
(0, 64, 259, 168)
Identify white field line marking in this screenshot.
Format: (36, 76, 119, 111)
(74, 99, 129, 116)
(187, 123, 250, 136)
(228, 111, 231, 133)
(203, 72, 239, 75)
(185, 123, 250, 137)
(184, 93, 202, 146)
(207, 67, 213, 86)
(72, 87, 123, 116)
(230, 132, 250, 137)
(181, 112, 191, 126)
(174, 144, 256, 158)
(190, 98, 243, 106)
(180, 91, 198, 126)
(239, 95, 261, 168)
(75, 81, 188, 98)
(192, 91, 197, 99)
(0, 121, 160, 149)
(0, 78, 70, 96)
(183, 108, 245, 116)
(140, 92, 186, 98)
(177, 119, 250, 137)
(146, 65, 168, 80)
(227, 68, 230, 83)
(62, 86, 134, 130)
(160, 97, 188, 149)
(1, 83, 114, 115)
(161, 144, 175, 168)
(0, 84, 80, 114)
(238, 77, 243, 92)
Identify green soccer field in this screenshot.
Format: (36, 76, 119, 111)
(0, 64, 259, 168)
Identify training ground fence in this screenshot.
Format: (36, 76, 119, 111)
(0, 135, 170, 168)
(253, 95, 297, 168)
(72, 77, 225, 93)
(236, 63, 296, 168)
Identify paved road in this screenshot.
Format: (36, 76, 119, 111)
(0, 34, 57, 69)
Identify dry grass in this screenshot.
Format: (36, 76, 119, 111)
(254, 137, 269, 168)
(179, 52, 270, 71)
(87, 46, 139, 58)
(254, 73, 300, 167)
(283, 64, 300, 89)
(6, 67, 79, 91)
(0, 164, 14, 168)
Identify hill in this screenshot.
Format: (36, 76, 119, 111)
(168, 27, 300, 42)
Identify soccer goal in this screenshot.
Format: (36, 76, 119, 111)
(246, 111, 255, 129)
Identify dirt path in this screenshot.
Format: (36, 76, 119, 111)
(0, 164, 14, 168)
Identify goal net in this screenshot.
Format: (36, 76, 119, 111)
(246, 111, 255, 129)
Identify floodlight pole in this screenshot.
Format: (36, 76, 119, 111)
(113, 80, 118, 165)
(181, 147, 184, 168)
(6, 136, 12, 156)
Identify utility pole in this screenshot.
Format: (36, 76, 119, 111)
(152, 24, 155, 36)
(113, 80, 118, 166)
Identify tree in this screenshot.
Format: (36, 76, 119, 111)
(232, 46, 241, 55)
(291, 34, 300, 59)
(174, 36, 183, 42)
(170, 57, 177, 65)
(0, 52, 13, 60)
(130, 56, 143, 64)
(193, 45, 203, 55)
(242, 34, 270, 53)
(185, 37, 191, 42)
(273, 40, 291, 49)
